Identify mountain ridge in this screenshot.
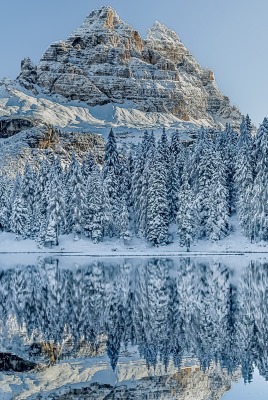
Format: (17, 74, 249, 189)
(12, 6, 241, 132)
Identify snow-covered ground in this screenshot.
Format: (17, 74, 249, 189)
(0, 218, 268, 256)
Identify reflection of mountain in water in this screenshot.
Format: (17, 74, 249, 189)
(0, 258, 267, 387)
(47, 362, 239, 400)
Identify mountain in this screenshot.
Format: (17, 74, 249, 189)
(1, 6, 241, 140)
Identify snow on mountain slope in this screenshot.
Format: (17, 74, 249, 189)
(0, 79, 209, 137)
(12, 5, 241, 132)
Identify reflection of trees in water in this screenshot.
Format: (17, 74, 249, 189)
(0, 258, 268, 382)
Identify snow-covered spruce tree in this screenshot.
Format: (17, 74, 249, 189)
(84, 165, 105, 243)
(221, 124, 238, 213)
(10, 189, 29, 238)
(32, 159, 50, 243)
(84, 174, 93, 238)
(0, 175, 14, 231)
(0, 174, 7, 229)
(125, 150, 134, 209)
(236, 115, 253, 156)
(45, 214, 58, 248)
(118, 149, 131, 204)
(70, 158, 85, 239)
(82, 152, 95, 179)
(176, 167, 196, 251)
(45, 158, 66, 247)
(194, 132, 230, 240)
(245, 114, 253, 139)
(168, 134, 185, 223)
(159, 127, 183, 224)
(131, 144, 144, 233)
(20, 162, 35, 237)
(65, 152, 77, 233)
(102, 181, 113, 238)
(103, 129, 121, 237)
(206, 150, 229, 240)
(170, 129, 181, 159)
(119, 200, 132, 245)
(193, 130, 215, 238)
(54, 156, 66, 234)
(251, 118, 268, 241)
(146, 147, 169, 246)
(190, 127, 210, 187)
(158, 127, 169, 169)
(132, 131, 151, 233)
(137, 133, 156, 237)
(235, 115, 254, 238)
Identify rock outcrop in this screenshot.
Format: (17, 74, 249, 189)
(0, 117, 36, 138)
(18, 6, 241, 128)
(0, 352, 36, 372)
(0, 124, 105, 176)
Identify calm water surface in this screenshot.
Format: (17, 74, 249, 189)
(0, 256, 268, 399)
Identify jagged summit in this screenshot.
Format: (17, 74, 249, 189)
(4, 6, 241, 131)
(71, 6, 129, 35)
(146, 21, 182, 44)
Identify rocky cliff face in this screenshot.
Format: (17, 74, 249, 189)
(0, 124, 105, 176)
(18, 6, 241, 129)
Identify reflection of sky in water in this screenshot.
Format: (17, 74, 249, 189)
(224, 370, 268, 399)
(1, 256, 268, 398)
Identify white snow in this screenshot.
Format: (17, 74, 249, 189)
(0, 80, 206, 136)
(0, 217, 267, 257)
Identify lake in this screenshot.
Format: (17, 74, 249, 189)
(0, 256, 268, 399)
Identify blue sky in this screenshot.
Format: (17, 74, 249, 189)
(1, 0, 268, 125)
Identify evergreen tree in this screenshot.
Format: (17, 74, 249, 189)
(103, 129, 121, 237)
(170, 129, 181, 159)
(168, 141, 185, 223)
(103, 129, 120, 178)
(194, 131, 214, 238)
(222, 124, 238, 213)
(119, 200, 132, 245)
(251, 118, 268, 240)
(235, 116, 254, 238)
(66, 154, 84, 238)
(126, 150, 135, 208)
(45, 158, 66, 246)
(0, 175, 14, 231)
(65, 153, 77, 233)
(45, 214, 58, 248)
(207, 151, 229, 240)
(146, 149, 169, 246)
(82, 152, 95, 179)
(33, 159, 50, 242)
(20, 162, 35, 237)
(176, 168, 196, 250)
(158, 127, 169, 168)
(132, 131, 151, 233)
(10, 191, 29, 238)
(137, 133, 156, 237)
(84, 166, 105, 243)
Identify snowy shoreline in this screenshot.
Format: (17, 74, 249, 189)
(0, 228, 268, 257)
(0, 252, 267, 256)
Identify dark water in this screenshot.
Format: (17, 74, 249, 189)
(0, 257, 268, 399)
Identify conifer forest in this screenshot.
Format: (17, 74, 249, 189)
(1, 114, 265, 249)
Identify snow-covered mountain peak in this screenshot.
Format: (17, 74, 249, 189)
(8, 6, 242, 134)
(147, 21, 181, 45)
(71, 5, 129, 35)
